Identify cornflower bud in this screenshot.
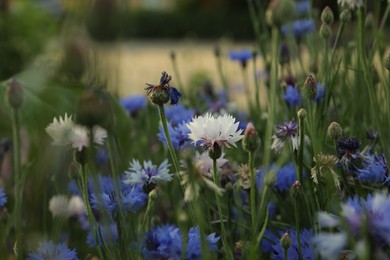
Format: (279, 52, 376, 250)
(242, 122, 260, 152)
(327, 122, 342, 140)
(280, 232, 292, 250)
(321, 6, 334, 25)
(384, 53, 390, 71)
(266, 0, 295, 26)
(290, 180, 303, 198)
(340, 9, 351, 23)
(320, 24, 332, 40)
(208, 143, 222, 160)
(7, 79, 24, 109)
(302, 75, 317, 100)
(297, 108, 307, 120)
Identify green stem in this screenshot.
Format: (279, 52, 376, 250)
(80, 164, 104, 259)
(252, 54, 261, 115)
(158, 104, 196, 224)
(298, 116, 305, 183)
(212, 158, 233, 260)
(283, 248, 288, 260)
(241, 66, 252, 110)
(262, 26, 279, 167)
(294, 198, 302, 259)
(216, 52, 229, 93)
(330, 21, 345, 66)
(249, 151, 256, 229)
(11, 108, 23, 259)
(171, 54, 184, 91)
(247, 0, 268, 64)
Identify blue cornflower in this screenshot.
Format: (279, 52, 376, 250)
(141, 225, 182, 259)
(27, 241, 78, 260)
(165, 104, 194, 126)
(284, 85, 301, 107)
(256, 163, 298, 193)
(281, 19, 315, 38)
(337, 136, 362, 171)
(96, 148, 109, 166)
(120, 95, 147, 116)
(354, 153, 389, 183)
(229, 49, 253, 67)
(186, 226, 220, 259)
(158, 122, 191, 151)
(0, 187, 7, 207)
(123, 159, 172, 187)
(145, 71, 182, 105)
(86, 223, 118, 247)
(313, 83, 325, 102)
(296, 0, 310, 16)
(271, 229, 315, 260)
(89, 176, 147, 217)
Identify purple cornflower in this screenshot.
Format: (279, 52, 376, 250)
(86, 223, 118, 247)
(284, 86, 301, 107)
(145, 71, 182, 105)
(120, 95, 147, 116)
(165, 104, 194, 126)
(281, 19, 315, 38)
(158, 122, 191, 151)
(271, 121, 307, 152)
(271, 229, 315, 260)
(186, 226, 220, 259)
(256, 163, 298, 193)
(27, 241, 78, 260)
(0, 187, 7, 207)
(337, 136, 362, 171)
(89, 176, 147, 217)
(229, 49, 253, 67)
(354, 153, 389, 184)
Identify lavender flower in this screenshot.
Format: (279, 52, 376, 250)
(0, 187, 7, 207)
(256, 163, 298, 192)
(229, 49, 253, 67)
(271, 121, 309, 152)
(27, 241, 78, 260)
(296, 0, 310, 15)
(354, 153, 389, 184)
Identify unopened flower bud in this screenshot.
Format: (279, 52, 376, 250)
(340, 9, 351, 23)
(327, 122, 342, 140)
(321, 6, 334, 25)
(266, 0, 295, 26)
(365, 12, 374, 29)
(320, 24, 332, 40)
(384, 53, 390, 71)
(280, 233, 292, 250)
(302, 75, 317, 100)
(279, 43, 290, 65)
(291, 180, 303, 198)
(68, 162, 81, 181)
(208, 143, 222, 160)
(151, 89, 170, 106)
(75, 148, 88, 166)
(76, 90, 111, 128)
(366, 129, 379, 141)
(148, 189, 158, 206)
(297, 108, 306, 119)
(243, 123, 260, 152)
(7, 79, 24, 109)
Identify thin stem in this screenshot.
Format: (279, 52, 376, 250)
(216, 52, 229, 93)
(241, 65, 252, 110)
(11, 108, 23, 259)
(283, 248, 288, 260)
(330, 21, 345, 66)
(294, 198, 302, 259)
(213, 158, 233, 260)
(249, 151, 256, 228)
(171, 54, 184, 91)
(298, 116, 305, 183)
(252, 55, 261, 114)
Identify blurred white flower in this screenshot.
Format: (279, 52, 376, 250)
(49, 195, 70, 218)
(186, 113, 243, 150)
(45, 114, 107, 151)
(338, 0, 363, 9)
(67, 196, 86, 216)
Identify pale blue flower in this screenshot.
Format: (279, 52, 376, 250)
(27, 241, 78, 260)
(123, 159, 172, 186)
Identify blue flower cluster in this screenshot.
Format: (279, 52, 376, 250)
(296, 0, 310, 16)
(0, 187, 7, 207)
(27, 241, 78, 260)
(141, 225, 219, 259)
(120, 95, 147, 116)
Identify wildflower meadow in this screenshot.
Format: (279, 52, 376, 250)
(1, 0, 390, 259)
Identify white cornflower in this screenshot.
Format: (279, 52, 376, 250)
(45, 114, 107, 151)
(338, 0, 363, 9)
(123, 159, 172, 186)
(186, 113, 243, 150)
(311, 154, 340, 190)
(67, 196, 86, 216)
(195, 151, 228, 174)
(49, 195, 70, 218)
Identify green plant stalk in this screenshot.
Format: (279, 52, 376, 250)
(283, 248, 288, 260)
(369, 4, 390, 60)
(249, 151, 256, 229)
(171, 55, 185, 91)
(241, 66, 252, 110)
(11, 108, 23, 259)
(295, 198, 302, 258)
(213, 158, 234, 260)
(80, 164, 104, 260)
(158, 104, 196, 224)
(252, 55, 261, 114)
(298, 117, 305, 183)
(330, 21, 345, 66)
(247, 0, 268, 64)
(216, 54, 229, 93)
(262, 26, 279, 167)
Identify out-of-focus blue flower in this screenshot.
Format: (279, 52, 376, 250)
(165, 104, 195, 126)
(0, 187, 7, 207)
(120, 95, 147, 116)
(123, 159, 172, 186)
(186, 226, 220, 259)
(256, 163, 299, 193)
(312, 232, 347, 259)
(158, 122, 191, 151)
(207, 90, 229, 113)
(89, 176, 147, 217)
(354, 153, 389, 183)
(281, 19, 315, 38)
(284, 85, 301, 107)
(145, 71, 182, 105)
(27, 241, 78, 260)
(229, 49, 253, 64)
(313, 83, 325, 102)
(86, 223, 118, 247)
(271, 229, 315, 260)
(296, 0, 310, 16)
(262, 229, 281, 253)
(141, 225, 219, 260)
(96, 148, 109, 166)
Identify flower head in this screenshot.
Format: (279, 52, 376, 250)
(120, 95, 147, 116)
(27, 241, 78, 260)
(158, 122, 191, 151)
(49, 195, 70, 218)
(0, 187, 7, 207)
(281, 19, 315, 38)
(229, 49, 253, 67)
(311, 154, 340, 189)
(186, 113, 243, 151)
(145, 71, 182, 105)
(354, 153, 389, 184)
(271, 121, 304, 152)
(271, 229, 315, 260)
(338, 0, 363, 9)
(284, 86, 301, 107)
(123, 159, 172, 187)
(165, 104, 194, 126)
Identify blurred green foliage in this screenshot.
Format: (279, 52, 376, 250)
(0, 1, 58, 80)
